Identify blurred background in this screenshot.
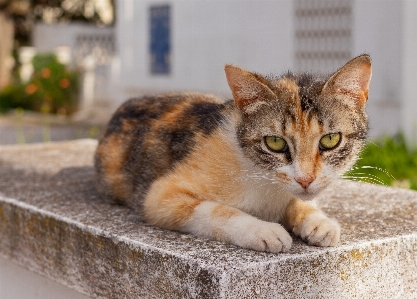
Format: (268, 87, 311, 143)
(1, 0, 417, 188)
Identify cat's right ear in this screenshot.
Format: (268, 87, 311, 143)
(322, 54, 372, 106)
(225, 64, 275, 112)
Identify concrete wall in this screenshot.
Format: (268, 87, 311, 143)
(0, 256, 90, 299)
(2, 140, 417, 298)
(116, 0, 294, 99)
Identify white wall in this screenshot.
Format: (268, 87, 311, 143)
(32, 23, 115, 63)
(116, 0, 416, 142)
(401, 1, 417, 147)
(352, 0, 403, 138)
(116, 0, 293, 101)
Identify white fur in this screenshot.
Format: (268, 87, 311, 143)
(180, 201, 292, 253)
(293, 211, 341, 247)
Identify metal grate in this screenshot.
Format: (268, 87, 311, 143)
(75, 33, 116, 65)
(294, 0, 352, 73)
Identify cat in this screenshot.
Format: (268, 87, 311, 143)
(94, 54, 372, 253)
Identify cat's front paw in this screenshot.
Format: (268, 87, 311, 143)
(293, 213, 340, 247)
(229, 218, 293, 253)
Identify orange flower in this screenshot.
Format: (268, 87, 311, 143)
(59, 78, 70, 89)
(41, 68, 51, 78)
(25, 84, 38, 95)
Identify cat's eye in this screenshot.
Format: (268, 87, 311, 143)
(319, 133, 341, 150)
(265, 136, 288, 152)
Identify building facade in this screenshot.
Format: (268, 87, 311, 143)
(32, 0, 417, 144)
(112, 0, 417, 144)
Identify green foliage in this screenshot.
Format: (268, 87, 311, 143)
(0, 53, 79, 115)
(351, 134, 417, 190)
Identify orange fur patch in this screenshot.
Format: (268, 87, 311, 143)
(144, 127, 244, 230)
(145, 186, 201, 230)
(289, 116, 323, 181)
(276, 78, 300, 98)
(283, 198, 318, 230)
(211, 204, 240, 241)
(171, 130, 243, 204)
(211, 204, 239, 219)
(276, 172, 291, 183)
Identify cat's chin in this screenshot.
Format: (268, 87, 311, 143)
(291, 188, 324, 201)
(294, 192, 317, 201)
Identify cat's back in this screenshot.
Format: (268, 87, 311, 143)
(95, 92, 234, 207)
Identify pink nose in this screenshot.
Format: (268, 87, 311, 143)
(296, 177, 315, 189)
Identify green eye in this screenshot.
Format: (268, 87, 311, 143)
(319, 133, 341, 150)
(265, 136, 287, 152)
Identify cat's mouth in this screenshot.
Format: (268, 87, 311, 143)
(291, 183, 327, 201)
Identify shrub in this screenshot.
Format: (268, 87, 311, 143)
(349, 134, 417, 190)
(0, 53, 80, 115)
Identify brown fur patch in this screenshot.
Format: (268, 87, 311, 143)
(276, 172, 291, 183)
(283, 198, 318, 230)
(121, 119, 138, 132)
(96, 135, 132, 200)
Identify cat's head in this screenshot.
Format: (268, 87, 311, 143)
(225, 55, 372, 199)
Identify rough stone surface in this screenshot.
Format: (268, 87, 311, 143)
(0, 139, 417, 298)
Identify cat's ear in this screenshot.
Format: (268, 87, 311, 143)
(322, 54, 372, 105)
(225, 64, 275, 112)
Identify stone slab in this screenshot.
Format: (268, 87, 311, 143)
(0, 139, 417, 298)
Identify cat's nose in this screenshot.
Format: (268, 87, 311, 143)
(295, 177, 315, 189)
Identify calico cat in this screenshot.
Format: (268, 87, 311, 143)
(95, 54, 372, 253)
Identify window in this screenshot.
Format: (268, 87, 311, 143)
(149, 4, 171, 75)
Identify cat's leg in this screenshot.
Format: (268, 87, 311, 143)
(283, 198, 340, 247)
(144, 188, 292, 253)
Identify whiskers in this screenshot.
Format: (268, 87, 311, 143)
(237, 169, 286, 195)
(342, 165, 395, 186)
(243, 171, 275, 182)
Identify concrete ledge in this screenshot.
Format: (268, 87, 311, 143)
(1, 139, 417, 298)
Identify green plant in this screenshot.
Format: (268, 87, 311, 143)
(348, 134, 417, 190)
(0, 53, 80, 115)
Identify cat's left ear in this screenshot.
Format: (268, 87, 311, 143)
(322, 54, 372, 106)
(225, 64, 276, 112)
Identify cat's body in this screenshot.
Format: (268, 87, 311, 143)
(95, 55, 372, 253)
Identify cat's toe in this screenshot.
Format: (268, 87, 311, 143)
(233, 219, 292, 253)
(297, 213, 340, 247)
(263, 226, 293, 253)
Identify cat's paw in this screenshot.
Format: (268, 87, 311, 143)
(229, 218, 293, 253)
(294, 213, 340, 247)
